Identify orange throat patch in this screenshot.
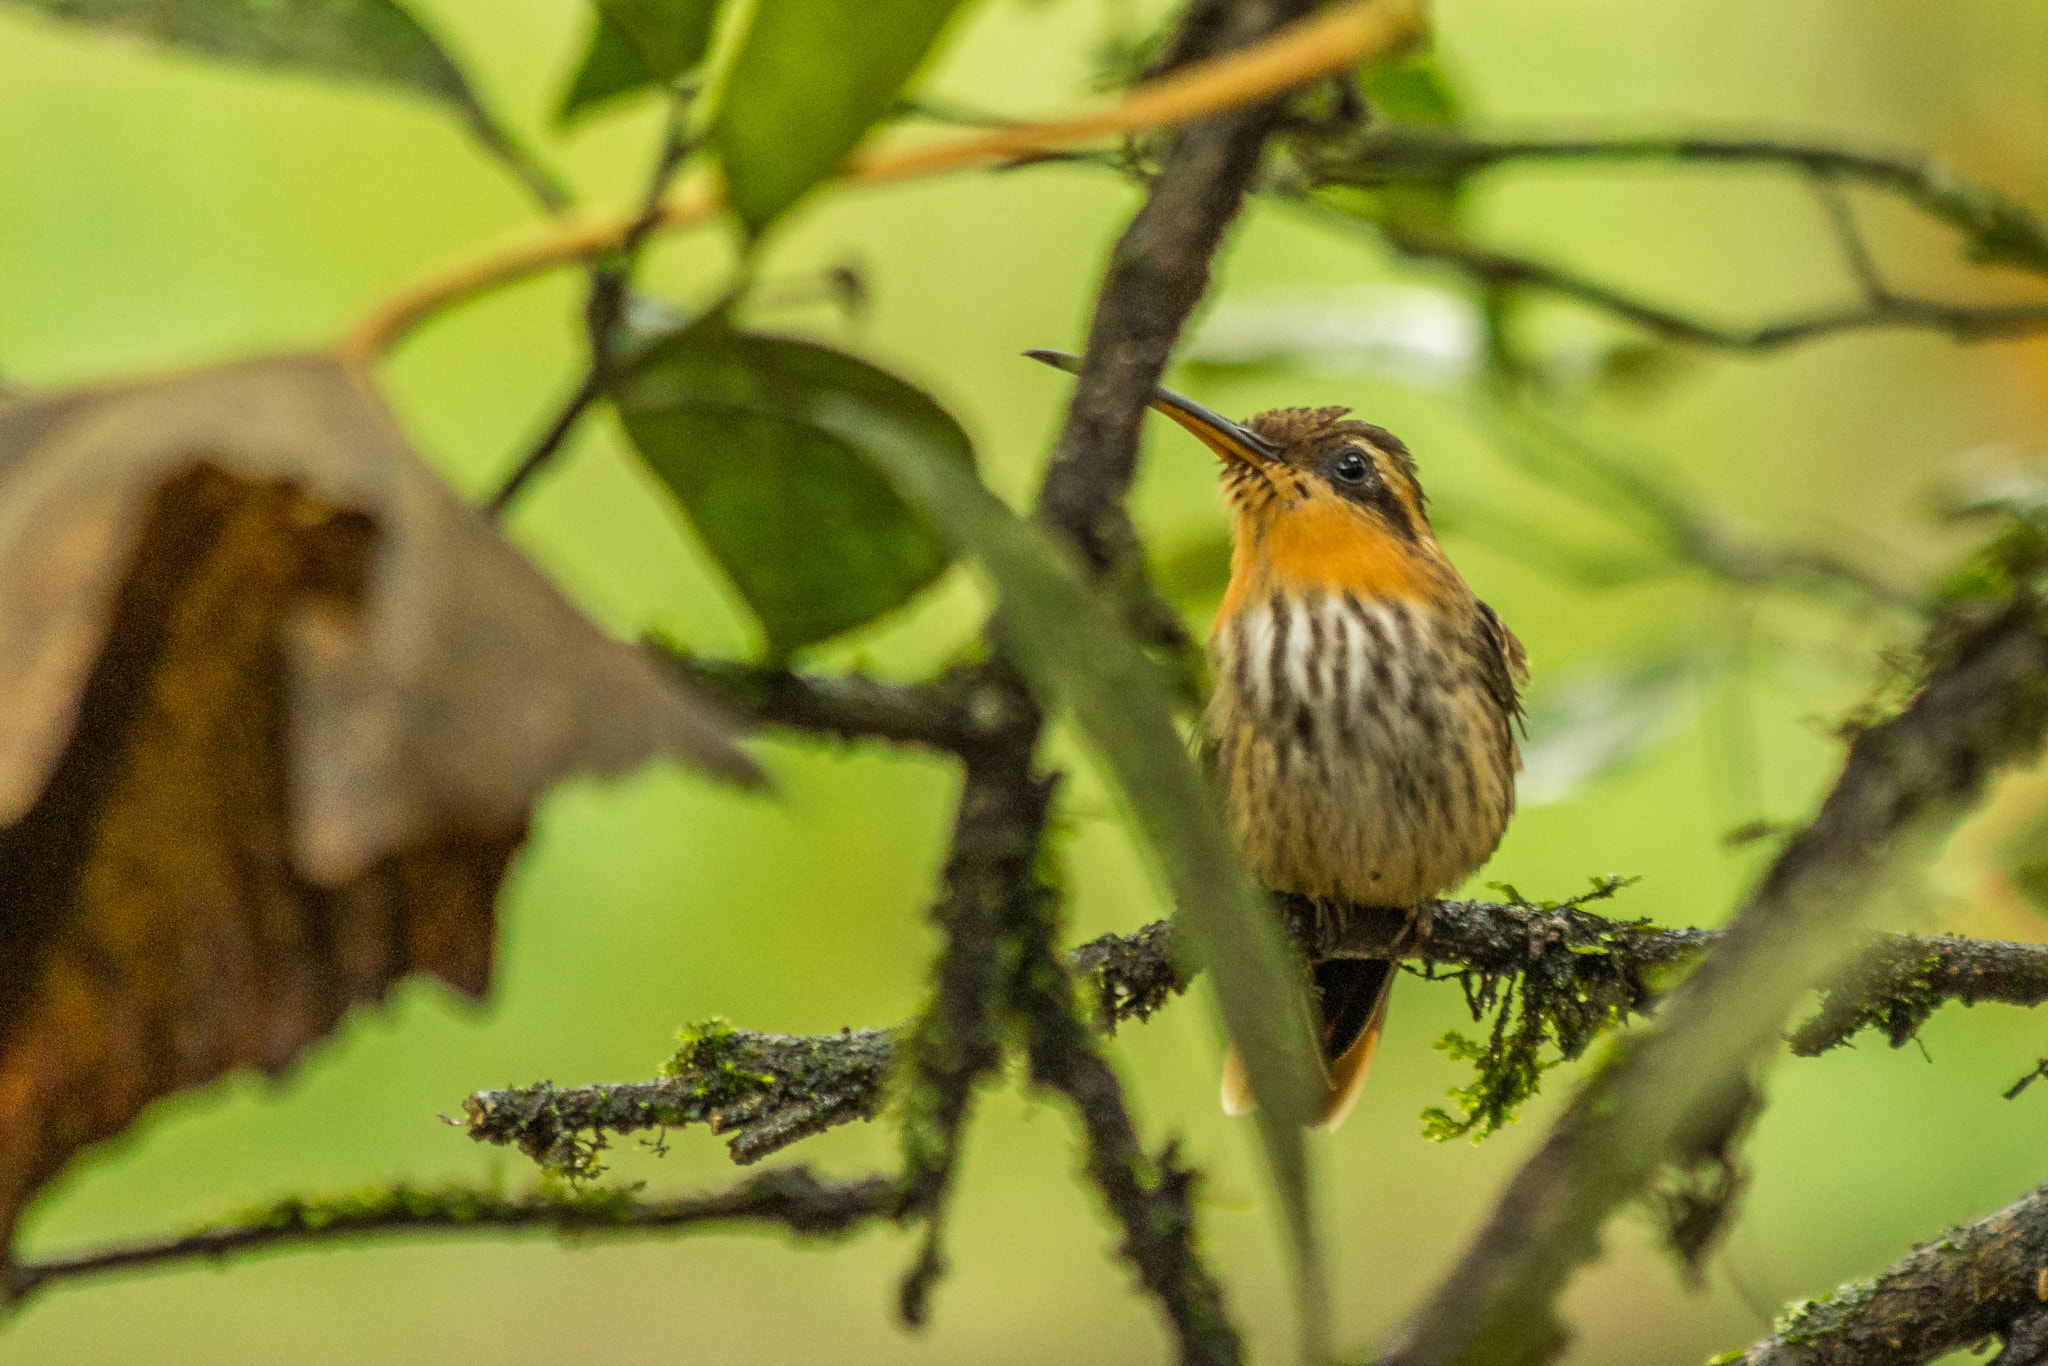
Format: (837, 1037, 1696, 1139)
(1215, 494, 1449, 629)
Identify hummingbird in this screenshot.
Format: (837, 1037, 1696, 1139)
(1029, 350, 1527, 1129)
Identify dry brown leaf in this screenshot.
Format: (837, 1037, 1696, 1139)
(0, 352, 757, 1264)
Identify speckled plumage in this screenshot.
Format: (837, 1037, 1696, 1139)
(1019, 350, 1528, 1128)
(1194, 404, 1527, 1128)
(1205, 589, 1519, 906)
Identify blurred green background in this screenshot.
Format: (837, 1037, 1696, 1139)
(7, 1, 2048, 1362)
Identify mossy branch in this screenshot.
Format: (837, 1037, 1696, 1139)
(1376, 605, 2048, 1366)
(5, 1168, 898, 1310)
(1789, 933, 2048, 1055)
(465, 1024, 899, 1172)
(1723, 1177, 2048, 1366)
(460, 889, 2048, 1174)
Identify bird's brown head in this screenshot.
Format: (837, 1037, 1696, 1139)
(1025, 349, 1451, 614)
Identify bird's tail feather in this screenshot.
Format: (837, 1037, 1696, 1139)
(1219, 957, 1396, 1130)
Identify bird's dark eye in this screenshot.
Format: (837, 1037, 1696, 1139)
(1331, 450, 1369, 484)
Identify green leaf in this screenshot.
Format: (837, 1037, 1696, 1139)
(772, 372, 1329, 1358)
(613, 323, 966, 658)
(1362, 50, 1463, 126)
(556, 1, 718, 126)
(601, 0, 719, 80)
(711, 0, 966, 233)
(557, 9, 655, 125)
(10, 0, 489, 122)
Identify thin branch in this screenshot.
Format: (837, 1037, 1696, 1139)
(1379, 225, 2048, 353)
(454, 101, 573, 217)
(1376, 607, 2048, 1366)
(1790, 932, 2048, 1056)
(1015, 907, 1243, 1363)
(1808, 173, 1891, 306)
(5, 1168, 897, 1310)
(1470, 399, 1919, 616)
(336, 0, 1421, 362)
(893, 702, 1048, 1324)
(1305, 127, 2048, 275)
(486, 369, 602, 517)
(487, 107, 697, 516)
(1033, 0, 1305, 562)
(1027, 1, 1336, 1359)
(1281, 129, 2048, 352)
(1727, 1177, 2048, 1366)
(655, 652, 993, 753)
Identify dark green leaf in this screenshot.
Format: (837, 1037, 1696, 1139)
(601, 0, 718, 81)
(559, 0, 723, 128)
(613, 323, 966, 658)
(8, 0, 566, 206)
(557, 8, 655, 126)
(711, 0, 966, 232)
(781, 385, 1329, 1357)
(10, 0, 486, 121)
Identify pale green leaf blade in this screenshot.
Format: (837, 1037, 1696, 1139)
(796, 381, 1329, 1357)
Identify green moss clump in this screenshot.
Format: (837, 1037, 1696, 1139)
(197, 1176, 649, 1241)
(664, 1017, 778, 1106)
(1420, 989, 1556, 1142)
(1420, 877, 1648, 1142)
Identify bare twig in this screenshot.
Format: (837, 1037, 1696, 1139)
(1727, 1177, 2048, 1366)
(486, 369, 603, 517)
(487, 107, 698, 516)
(337, 0, 1421, 362)
(5, 1168, 897, 1310)
(1808, 173, 1891, 306)
(456, 105, 573, 217)
(1378, 225, 2048, 353)
(1303, 128, 2048, 275)
(1266, 126, 2048, 355)
(656, 652, 994, 754)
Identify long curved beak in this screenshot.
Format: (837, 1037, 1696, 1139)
(1023, 350, 1283, 469)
